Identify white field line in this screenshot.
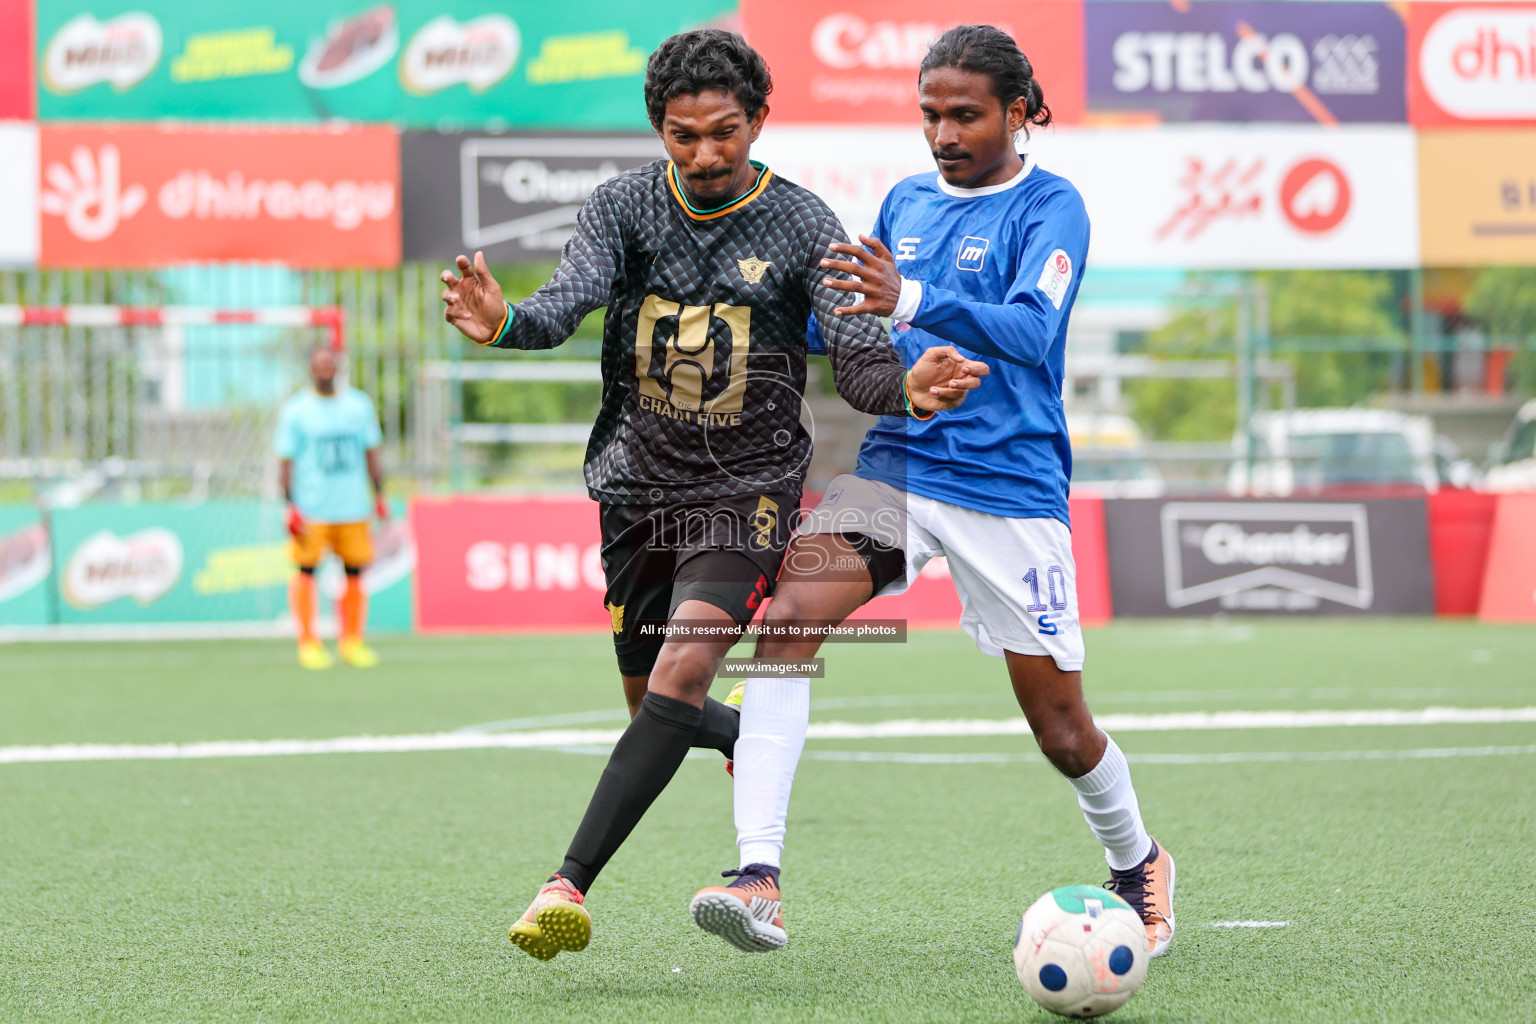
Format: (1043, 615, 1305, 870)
(1210, 921, 1290, 928)
(802, 745, 1536, 766)
(3, 707, 1535, 766)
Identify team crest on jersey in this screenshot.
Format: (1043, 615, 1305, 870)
(736, 256, 772, 284)
(606, 602, 625, 634)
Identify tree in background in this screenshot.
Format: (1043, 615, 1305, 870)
(1127, 270, 1404, 441)
(1464, 267, 1536, 395)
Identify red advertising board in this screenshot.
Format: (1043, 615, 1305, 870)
(412, 494, 1110, 634)
(1409, 3, 1536, 126)
(0, 0, 32, 119)
(740, 0, 1084, 125)
(1478, 494, 1536, 623)
(39, 124, 401, 268)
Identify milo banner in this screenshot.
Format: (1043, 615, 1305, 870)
(0, 506, 52, 627)
(36, 0, 735, 127)
(1104, 497, 1434, 616)
(402, 131, 663, 263)
(47, 501, 415, 631)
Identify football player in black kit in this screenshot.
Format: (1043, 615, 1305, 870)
(440, 29, 988, 960)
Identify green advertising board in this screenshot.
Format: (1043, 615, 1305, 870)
(48, 500, 413, 632)
(36, 1, 736, 127)
(0, 506, 52, 628)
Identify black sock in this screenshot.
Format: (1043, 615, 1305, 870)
(558, 692, 703, 893)
(690, 696, 739, 758)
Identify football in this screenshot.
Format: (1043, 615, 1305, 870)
(1013, 885, 1149, 1018)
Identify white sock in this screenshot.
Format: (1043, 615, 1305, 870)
(733, 676, 811, 870)
(1068, 736, 1153, 872)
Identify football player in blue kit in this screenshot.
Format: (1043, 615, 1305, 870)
(687, 25, 1176, 958)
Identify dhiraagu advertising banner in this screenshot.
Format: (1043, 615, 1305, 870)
(48, 501, 414, 631)
(36, 1, 736, 127)
(0, 506, 52, 627)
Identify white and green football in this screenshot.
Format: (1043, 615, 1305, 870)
(1013, 885, 1149, 1018)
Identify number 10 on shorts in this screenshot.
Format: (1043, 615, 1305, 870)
(1023, 565, 1069, 635)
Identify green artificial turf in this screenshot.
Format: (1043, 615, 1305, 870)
(2, 620, 1534, 1023)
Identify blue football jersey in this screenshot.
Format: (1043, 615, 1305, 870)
(853, 155, 1089, 526)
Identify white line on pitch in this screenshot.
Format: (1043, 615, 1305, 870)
(1209, 921, 1290, 929)
(3, 707, 1535, 766)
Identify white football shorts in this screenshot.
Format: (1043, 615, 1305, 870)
(797, 474, 1085, 671)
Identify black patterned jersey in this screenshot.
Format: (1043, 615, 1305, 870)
(492, 159, 909, 505)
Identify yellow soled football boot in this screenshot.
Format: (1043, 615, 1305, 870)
(509, 875, 591, 961)
(297, 641, 334, 671)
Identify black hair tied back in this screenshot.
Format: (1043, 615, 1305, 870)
(920, 25, 1052, 132)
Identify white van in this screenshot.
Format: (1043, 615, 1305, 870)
(1228, 409, 1439, 496)
(1486, 399, 1536, 492)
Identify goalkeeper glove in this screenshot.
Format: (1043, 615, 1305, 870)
(286, 504, 305, 539)
(375, 495, 390, 521)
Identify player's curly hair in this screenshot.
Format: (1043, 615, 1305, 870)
(644, 29, 772, 130)
(919, 25, 1052, 133)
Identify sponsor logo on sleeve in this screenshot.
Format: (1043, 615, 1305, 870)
(1035, 248, 1072, 308)
(63, 528, 184, 609)
(400, 15, 519, 94)
(299, 4, 399, 89)
(43, 12, 163, 95)
(895, 236, 920, 260)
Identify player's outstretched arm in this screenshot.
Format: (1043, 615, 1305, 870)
(440, 185, 623, 351)
(440, 251, 506, 345)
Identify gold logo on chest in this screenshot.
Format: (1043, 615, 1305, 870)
(736, 257, 772, 284)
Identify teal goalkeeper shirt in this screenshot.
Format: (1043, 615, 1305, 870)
(273, 386, 382, 524)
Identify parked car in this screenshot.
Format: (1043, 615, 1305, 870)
(1228, 409, 1439, 496)
(1067, 412, 1165, 498)
(1485, 398, 1536, 492)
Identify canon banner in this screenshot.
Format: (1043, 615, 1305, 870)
(1104, 498, 1434, 616)
(35, 0, 734, 127)
(0, 122, 39, 267)
(402, 132, 664, 263)
(757, 125, 1420, 269)
(38, 124, 400, 267)
(740, 0, 1084, 125)
(1409, 3, 1536, 126)
(1087, 1, 1406, 124)
(1419, 130, 1536, 267)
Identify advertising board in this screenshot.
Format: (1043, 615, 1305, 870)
(1103, 497, 1435, 616)
(1408, 3, 1536, 126)
(756, 125, 1421, 269)
(39, 124, 400, 268)
(0, 122, 39, 267)
(35, 1, 736, 128)
(1418, 130, 1536, 267)
(1086, 0, 1406, 124)
(401, 132, 663, 263)
(740, 0, 1084, 125)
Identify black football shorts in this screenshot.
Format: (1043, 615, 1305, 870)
(599, 490, 795, 676)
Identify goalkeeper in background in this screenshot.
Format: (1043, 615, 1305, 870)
(274, 346, 388, 670)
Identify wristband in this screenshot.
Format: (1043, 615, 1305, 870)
(480, 301, 515, 346)
(903, 370, 936, 421)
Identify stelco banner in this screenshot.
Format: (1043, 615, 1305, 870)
(1418, 130, 1536, 267)
(756, 125, 1421, 269)
(740, 0, 1085, 125)
(35, 0, 735, 128)
(1409, 3, 1536, 126)
(402, 132, 663, 263)
(1103, 498, 1434, 616)
(1087, 0, 1407, 124)
(38, 124, 400, 267)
